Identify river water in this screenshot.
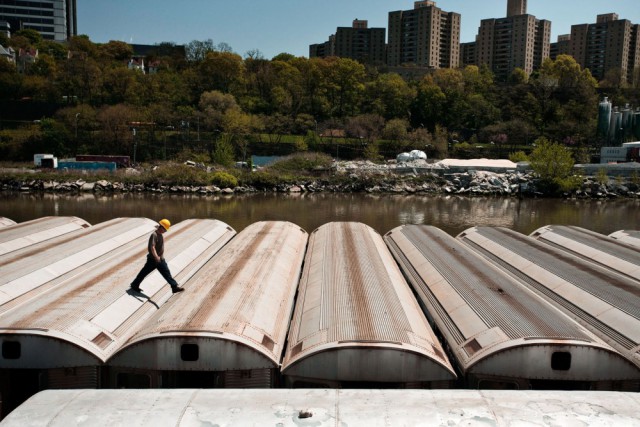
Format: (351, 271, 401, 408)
(1, 192, 638, 237)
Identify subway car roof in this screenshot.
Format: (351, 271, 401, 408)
(282, 222, 456, 383)
(610, 230, 640, 248)
(109, 221, 307, 371)
(3, 389, 640, 426)
(385, 225, 639, 381)
(0, 217, 16, 228)
(531, 225, 640, 281)
(0, 217, 158, 311)
(0, 216, 90, 256)
(0, 219, 235, 368)
(458, 226, 640, 370)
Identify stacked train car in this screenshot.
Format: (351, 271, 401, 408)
(530, 225, 640, 281)
(458, 226, 640, 390)
(0, 218, 16, 228)
(385, 225, 640, 390)
(1, 217, 640, 420)
(610, 230, 640, 248)
(108, 221, 308, 388)
(0, 219, 235, 417)
(282, 222, 456, 388)
(0, 216, 90, 257)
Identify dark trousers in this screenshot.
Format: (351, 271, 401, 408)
(131, 255, 179, 289)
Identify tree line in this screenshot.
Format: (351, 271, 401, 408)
(1, 30, 639, 164)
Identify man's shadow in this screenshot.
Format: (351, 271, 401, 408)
(127, 289, 160, 309)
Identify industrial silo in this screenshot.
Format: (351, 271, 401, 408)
(622, 104, 633, 139)
(597, 97, 612, 139)
(609, 108, 623, 143)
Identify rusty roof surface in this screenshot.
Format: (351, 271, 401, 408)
(385, 225, 638, 379)
(0, 217, 157, 311)
(0, 217, 16, 228)
(0, 216, 90, 256)
(458, 226, 640, 370)
(282, 222, 455, 383)
(0, 219, 235, 367)
(610, 230, 640, 249)
(110, 221, 307, 371)
(531, 225, 640, 281)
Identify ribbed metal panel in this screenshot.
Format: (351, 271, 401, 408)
(610, 230, 640, 249)
(224, 369, 273, 388)
(46, 366, 99, 389)
(531, 225, 640, 281)
(0, 219, 235, 368)
(283, 222, 455, 384)
(0, 216, 90, 256)
(0, 217, 157, 311)
(385, 225, 638, 381)
(458, 226, 640, 370)
(109, 221, 307, 372)
(0, 217, 16, 228)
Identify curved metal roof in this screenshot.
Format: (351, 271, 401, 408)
(0, 216, 90, 256)
(610, 230, 640, 248)
(282, 222, 456, 383)
(5, 389, 640, 426)
(385, 225, 639, 380)
(0, 219, 235, 368)
(531, 225, 640, 281)
(458, 226, 640, 370)
(0, 217, 16, 228)
(0, 217, 157, 311)
(110, 221, 308, 371)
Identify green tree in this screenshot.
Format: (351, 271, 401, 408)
(410, 75, 446, 131)
(364, 72, 415, 119)
(99, 40, 134, 61)
(321, 57, 365, 117)
(185, 39, 216, 62)
(14, 29, 42, 46)
(529, 137, 576, 190)
(23, 118, 71, 158)
(197, 51, 244, 93)
(37, 40, 68, 60)
(212, 136, 235, 166)
(199, 90, 239, 131)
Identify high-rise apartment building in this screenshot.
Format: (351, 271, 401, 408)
(310, 20, 386, 65)
(0, 0, 76, 41)
(549, 34, 571, 60)
(309, 35, 335, 59)
(507, 0, 527, 18)
(568, 14, 640, 84)
(387, 1, 460, 69)
(470, 0, 550, 80)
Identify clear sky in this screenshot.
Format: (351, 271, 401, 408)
(78, 0, 640, 59)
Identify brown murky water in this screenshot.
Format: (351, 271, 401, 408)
(1, 192, 638, 236)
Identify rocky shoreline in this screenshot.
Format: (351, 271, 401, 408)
(2, 167, 639, 198)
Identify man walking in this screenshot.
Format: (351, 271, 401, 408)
(130, 219, 185, 294)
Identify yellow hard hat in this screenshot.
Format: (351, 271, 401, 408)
(158, 219, 171, 231)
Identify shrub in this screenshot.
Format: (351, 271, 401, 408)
(595, 168, 609, 185)
(268, 152, 333, 173)
(210, 171, 237, 188)
(529, 138, 574, 183)
(556, 175, 583, 193)
(246, 170, 297, 188)
(509, 151, 529, 163)
(145, 164, 208, 186)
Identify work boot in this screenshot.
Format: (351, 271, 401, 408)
(172, 287, 185, 294)
(130, 286, 143, 293)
